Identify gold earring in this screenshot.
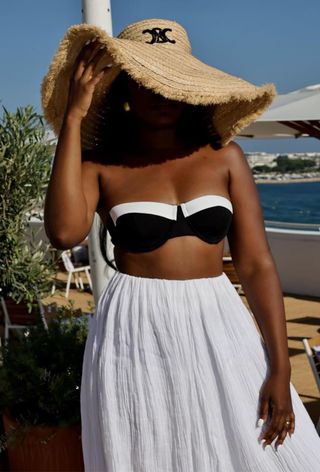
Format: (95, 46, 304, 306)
(123, 101, 130, 112)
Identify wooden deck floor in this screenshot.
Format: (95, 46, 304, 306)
(42, 270, 320, 427)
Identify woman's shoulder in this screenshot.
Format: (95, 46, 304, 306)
(211, 140, 246, 168)
(219, 140, 245, 157)
(203, 140, 245, 163)
(220, 141, 254, 184)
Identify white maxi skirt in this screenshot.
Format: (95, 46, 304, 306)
(80, 270, 320, 472)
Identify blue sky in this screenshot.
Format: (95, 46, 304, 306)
(1, 0, 320, 153)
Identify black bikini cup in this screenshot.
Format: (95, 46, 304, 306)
(106, 195, 233, 253)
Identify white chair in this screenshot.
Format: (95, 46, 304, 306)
(60, 250, 92, 298)
(302, 335, 320, 435)
(0, 289, 48, 347)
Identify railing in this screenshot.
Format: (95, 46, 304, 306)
(264, 220, 320, 231)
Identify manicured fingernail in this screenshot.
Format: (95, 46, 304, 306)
(257, 418, 265, 427)
(85, 39, 91, 45)
(264, 444, 271, 450)
(276, 444, 283, 452)
(260, 438, 267, 444)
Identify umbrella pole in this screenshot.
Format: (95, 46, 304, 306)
(82, 0, 114, 305)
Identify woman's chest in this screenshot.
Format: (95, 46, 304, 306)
(96, 151, 230, 222)
(94, 151, 232, 254)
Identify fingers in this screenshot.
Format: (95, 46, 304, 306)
(260, 410, 287, 449)
(257, 395, 269, 427)
(82, 44, 109, 81)
(274, 424, 289, 451)
(73, 38, 97, 80)
(89, 66, 110, 86)
(73, 38, 111, 82)
(66, 37, 112, 115)
(258, 406, 295, 451)
(285, 411, 295, 437)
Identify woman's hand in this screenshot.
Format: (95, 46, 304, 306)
(257, 372, 295, 451)
(65, 38, 113, 121)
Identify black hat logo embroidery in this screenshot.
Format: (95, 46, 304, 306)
(142, 28, 176, 44)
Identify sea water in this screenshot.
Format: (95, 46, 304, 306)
(256, 181, 320, 225)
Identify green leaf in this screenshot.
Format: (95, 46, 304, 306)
(0, 104, 58, 306)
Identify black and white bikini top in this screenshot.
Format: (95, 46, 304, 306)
(106, 194, 233, 253)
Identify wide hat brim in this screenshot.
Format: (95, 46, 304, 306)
(41, 22, 277, 149)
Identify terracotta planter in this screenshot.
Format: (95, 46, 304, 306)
(2, 411, 84, 471)
(2, 297, 39, 327)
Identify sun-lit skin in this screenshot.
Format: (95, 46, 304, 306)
(44, 38, 295, 451)
(94, 72, 231, 279)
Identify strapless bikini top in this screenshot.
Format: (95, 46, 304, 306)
(106, 194, 233, 253)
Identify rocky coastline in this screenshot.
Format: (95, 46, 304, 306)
(253, 172, 320, 184)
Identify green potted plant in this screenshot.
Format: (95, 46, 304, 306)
(0, 105, 58, 324)
(0, 300, 92, 471)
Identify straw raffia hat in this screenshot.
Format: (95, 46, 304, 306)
(41, 18, 277, 150)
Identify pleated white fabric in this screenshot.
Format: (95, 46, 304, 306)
(80, 270, 320, 472)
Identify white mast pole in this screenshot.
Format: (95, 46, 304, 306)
(82, 0, 113, 33)
(82, 0, 114, 305)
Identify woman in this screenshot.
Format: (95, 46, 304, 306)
(42, 18, 320, 472)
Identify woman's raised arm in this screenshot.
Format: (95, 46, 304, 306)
(44, 39, 112, 249)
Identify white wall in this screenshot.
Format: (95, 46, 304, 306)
(225, 228, 320, 297)
(265, 228, 320, 298)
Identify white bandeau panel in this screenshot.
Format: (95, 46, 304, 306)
(109, 194, 233, 226)
(110, 202, 178, 226)
(181, 195, 233, 217)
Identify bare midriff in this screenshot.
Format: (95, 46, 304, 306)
(113, 237, 225, 279)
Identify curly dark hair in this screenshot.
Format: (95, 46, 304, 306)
(97, 70, 222, 272)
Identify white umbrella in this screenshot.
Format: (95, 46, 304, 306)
(238, 83, 320, 140)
